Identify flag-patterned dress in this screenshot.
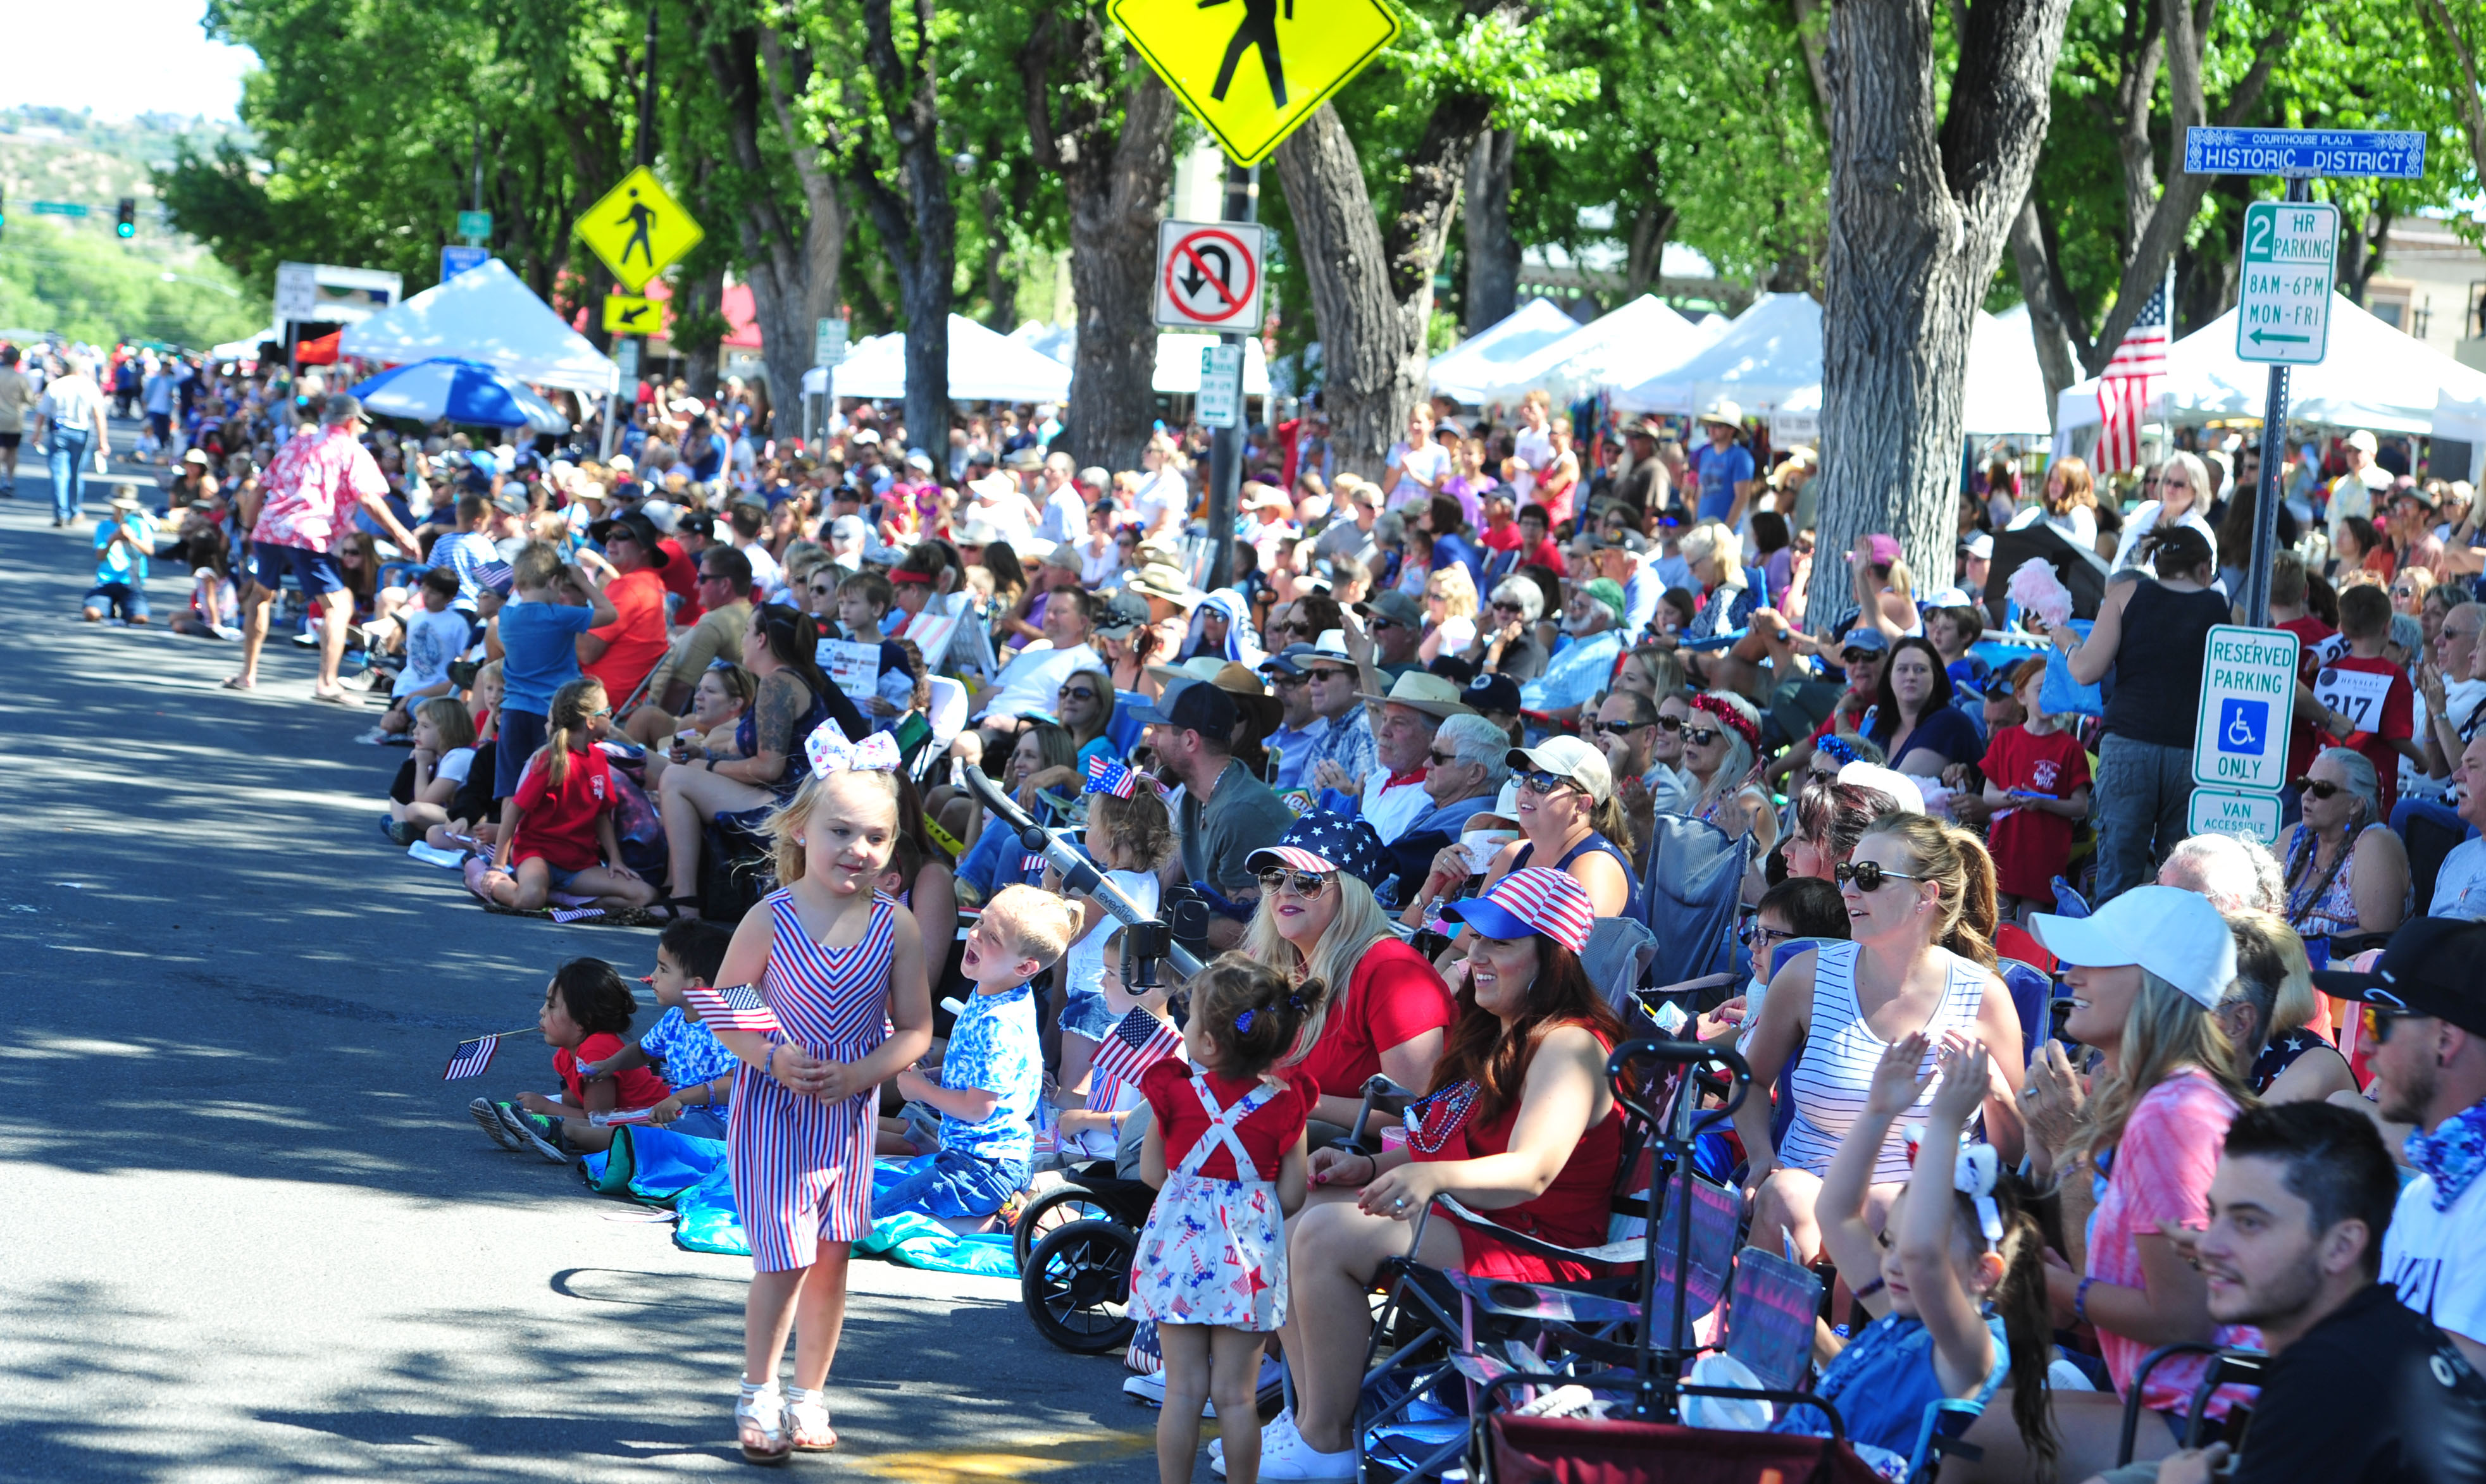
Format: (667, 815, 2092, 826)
(728, 888, 897, 1272)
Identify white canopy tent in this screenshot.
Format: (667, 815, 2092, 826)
(1008, 319, 1076, 367)
(1609, 292, 2053, 438)
(2054, 292, 2486, 438)
(337, 259, 618, 395)
(1153, 333, 1272, 395)
(210, 326, 280, 362)
(1427, 298, 1584, 403)
(800, 314, 1074, 401)
(1466, 295, 1699, 404)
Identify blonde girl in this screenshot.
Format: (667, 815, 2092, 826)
(1419, 563, 1479, 662)
(711, 736, 935, 1460)
(1048, 786, 1178, 1115)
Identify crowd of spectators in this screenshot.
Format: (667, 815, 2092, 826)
(27, 326, 2486, 1480)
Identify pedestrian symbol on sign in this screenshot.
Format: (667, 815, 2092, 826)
(1202, 0, 1291, 106)
(2218, 698, 2267, 756)
(616, 190, 657, 268)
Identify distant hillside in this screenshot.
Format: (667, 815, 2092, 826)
(0, 106, 266, 348)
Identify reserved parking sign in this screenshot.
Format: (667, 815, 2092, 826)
(2193, 625, 2299, 793)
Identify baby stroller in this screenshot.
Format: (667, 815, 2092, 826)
(1359, 1040, 1894, 1484)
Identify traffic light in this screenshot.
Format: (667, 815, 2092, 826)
(115, 198, 135, 239)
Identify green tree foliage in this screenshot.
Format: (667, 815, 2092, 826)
(0, 218, 263, 348)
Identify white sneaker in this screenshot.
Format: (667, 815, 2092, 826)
(1212, 1409, 1297, 1468)
(1257, 1431, 1358, 1481)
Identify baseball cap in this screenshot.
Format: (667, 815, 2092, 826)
(1092, 590, 1153, 640)
(1581, 578, 1627, 626)
(1598, 528, 1650, 555)
(2347, 430, 2380, 455)
(849, 428, 882, 447)
(1841, 628, 1891, 657)
(1360, 590, 1424, 631)
(1462, 672, 1522, 715)
(1130, 676, 1239, 738)
(1507, 734, 1614, 805)
(1836, 761, 1924, 815)
(1441, 867, 1595, 953)
(1260, 643, 1321, 678)
(2311, 918, 2486, 1036)
(2030, 885, 2237, 1008)
(905, 449, 936, 473)
(1245, 812, 1393, 884)
(1960, 532, 1994, 561)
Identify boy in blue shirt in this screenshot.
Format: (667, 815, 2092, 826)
(879, 885, 1079, 1221)
(493, 541, 616, 800)
(83, 495, 158, 624)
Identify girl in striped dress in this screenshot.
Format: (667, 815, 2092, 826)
(706, 729, 933, 1463)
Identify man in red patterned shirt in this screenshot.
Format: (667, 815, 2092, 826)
(229, 393, 423, 700)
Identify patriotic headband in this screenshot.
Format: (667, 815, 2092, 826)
(1084, 755, 1142, 798)
(1815, 733, 1861, 767)
(1690, 692, 1760, 752)
(806, 729, 900, 776)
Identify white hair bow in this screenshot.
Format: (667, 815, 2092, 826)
(1955, 1141, 2004, 1246)
(805, 728, 900, 777)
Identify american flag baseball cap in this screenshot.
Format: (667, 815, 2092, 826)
(1245, 810, 1392, 883)
(1443, 866, 1594, 953)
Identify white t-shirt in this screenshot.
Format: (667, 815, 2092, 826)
(1386, 440, 1451, 510)
(1433, 615, 1477, 655)
(437, 746, 478, 785)
(395, 605, 471, 697)
(1512, 424, 1553, 498)
(1041, 486, 1087, 545)
(973, 640, 1101, 723)
(738, 540, 783, 595)
(1133, 468, 1188, 531)
(2383, 1148, 2486, 1351)
(2431, 838, 2486, 920)
(2330, 467, 2392, 524)
(1064, 869, 1160, 1008)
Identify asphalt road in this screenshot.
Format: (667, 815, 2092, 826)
(0, 428, 1171, 1482)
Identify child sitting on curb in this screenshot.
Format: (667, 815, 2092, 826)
(470, 956, 671, 1163)
(1055, 924, 1187, 1162)
(875, 884, 1078, 1223)
(579, 919, 741, 1142)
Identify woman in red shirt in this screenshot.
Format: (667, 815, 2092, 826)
(1257, 869, 1627, 1476)
(1238, 817, 1455, 1134)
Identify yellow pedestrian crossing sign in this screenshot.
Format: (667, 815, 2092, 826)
(575, 166, 704, 293)
(602, 294, 662, 337)
(1110, 0, 1402, 167)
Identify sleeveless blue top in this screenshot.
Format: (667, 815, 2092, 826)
(1771, 1309, 2010, 1479)
(1514, 831, 1644, 922)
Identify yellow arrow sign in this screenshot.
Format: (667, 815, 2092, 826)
(575, 166, 704, 293)
(602, 294, 662, 337)
(1110, 0, 1401, 167)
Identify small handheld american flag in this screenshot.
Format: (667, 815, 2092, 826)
(443, 1034, 503, 1081)
(1085, 755, 1140, 799)
(682, 982, 785, 1036)
(1087, 1008, 1186, 1110)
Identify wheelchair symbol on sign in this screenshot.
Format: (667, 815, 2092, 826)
(2218, 698, 2269, 756)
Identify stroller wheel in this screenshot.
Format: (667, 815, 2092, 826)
(1012, 1185, 1121, 1273)
(1021, 1219, 1139, 1354)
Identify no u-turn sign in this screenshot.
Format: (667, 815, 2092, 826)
(1155, 220, 1266, 331)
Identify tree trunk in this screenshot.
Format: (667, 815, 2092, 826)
(846, 0, 954, 459)
(1021, 8, 1178, 474)
(2421, 0, 2486, 190)
(2007, 197, 2079, 419)
(1806, 0, 2071, 621)
(981, 183, 1020, 331)
(2340, 204, 2395, 306)
(1274, 85, 1491, 477)
(1622, 200, 1677, 302)
(1463, 128, 1519, 330)
(681, 262, 727, 395)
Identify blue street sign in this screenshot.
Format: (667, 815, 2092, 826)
(2184, 128, 2425, 180)
(439, 245, 490, 282)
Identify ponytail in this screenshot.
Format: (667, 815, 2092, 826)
(1982, 1177, 2060, 1481)
(542, 677, 607, 791)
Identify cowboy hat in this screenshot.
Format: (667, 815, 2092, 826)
(1355, 670, 1476, 719)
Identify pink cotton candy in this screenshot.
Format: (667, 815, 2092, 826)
(2007, 559, 2074, 631)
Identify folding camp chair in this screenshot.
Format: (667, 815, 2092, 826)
(2113, 1343, 2266, 1466)
(1637, 814, 1753, 989)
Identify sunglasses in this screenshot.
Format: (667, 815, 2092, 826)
(2290, 777, 2344, 800)
(1842, 649, 1879, 665)
(1306, 667, 1355, 683)
(1738, 920, 1794, 948)
(1681, 727, 1724, 748)
(1269, 671, 1309, 688)
(1369, 617, 1403, 631)
(1835, 860, 1925, 891)
(1058, 685, 1101, 703)
(1255, 867, 1331, 897)
(1277, 620, 1315, 635)
(1652, 715, 1686, 733)
(1491, 602, 1526, 615)
(2361, 1001, 2421, 1046)
(1426, 748, 1462, 767)
(807, 583, 836, 596)
(1516, 769, 1581, 797)
(1594, 719, 1649, 737)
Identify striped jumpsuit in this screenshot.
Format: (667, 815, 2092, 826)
(729, 889, 897, 1272)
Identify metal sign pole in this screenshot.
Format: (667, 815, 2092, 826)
(1205, 163, 1257, 593)
(2241, 175, 2313, 628)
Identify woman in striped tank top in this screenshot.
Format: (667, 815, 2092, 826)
(707, 733, 933, 1463)
(1734, 813, 2029, 1264)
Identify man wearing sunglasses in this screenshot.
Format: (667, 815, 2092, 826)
(2317, 917, 2486, 1371)
(1355, 590, 1427, 682)
(1259, 644, 1329, 793)
(1519, 579, 1628, 724)
(1592, 691, 1691, 817)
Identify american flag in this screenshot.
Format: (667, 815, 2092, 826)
(681, 982, 784, 1036)
(2096, 278, 2172, 473)
(442, 1034, 502, 1081)
(1086, 1007, 1185, 1109)
(1085, 755, 1140, 798)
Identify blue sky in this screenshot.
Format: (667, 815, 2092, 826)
(19, 1, 254, 121)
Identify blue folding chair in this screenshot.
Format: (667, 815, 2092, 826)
(1996, 958, 2051, 1058)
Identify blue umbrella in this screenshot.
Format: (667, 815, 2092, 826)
(349, 356, 569, 432)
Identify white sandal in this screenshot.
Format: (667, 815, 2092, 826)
(785, 1386, 837, 1452)
(736, 1381, 790, 1466)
